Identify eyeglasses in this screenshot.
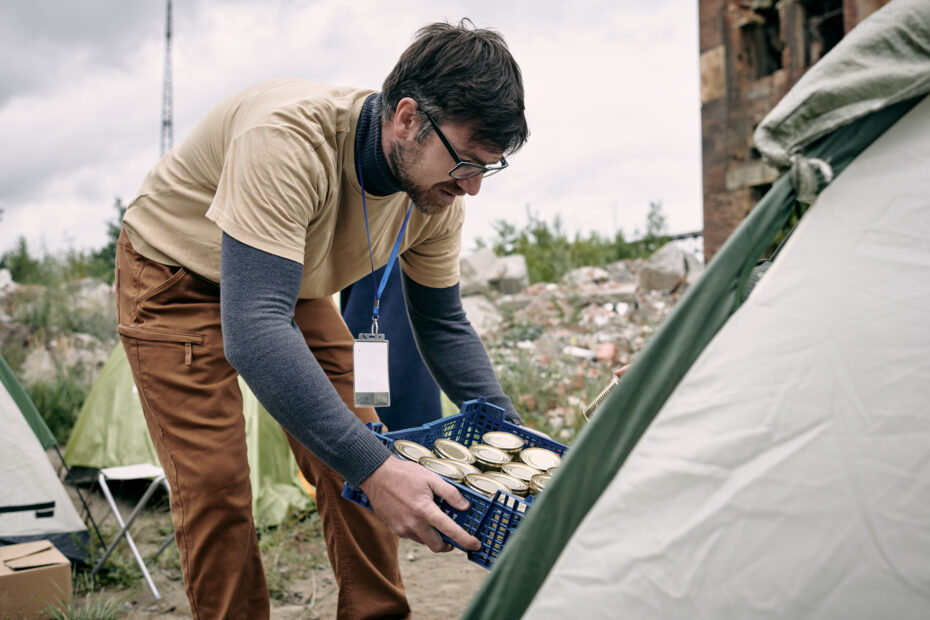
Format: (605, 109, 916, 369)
(420, 107, 508, 179)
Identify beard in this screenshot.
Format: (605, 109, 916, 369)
(389, 141, 463, 215)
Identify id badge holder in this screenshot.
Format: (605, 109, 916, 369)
(354, 332, 390, 407)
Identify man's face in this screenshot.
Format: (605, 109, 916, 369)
(390, 120, 503, 216)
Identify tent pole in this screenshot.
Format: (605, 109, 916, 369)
(53, 444, 104, 547)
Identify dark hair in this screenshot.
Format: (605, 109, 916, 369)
(382, 19, 529, 155)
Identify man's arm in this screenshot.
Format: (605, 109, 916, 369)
(400, 270, 523, 425)
(220, 233, 479, 552)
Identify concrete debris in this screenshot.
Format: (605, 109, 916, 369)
(604, 260, 635, 284)
(489, 255, 529, 295)
(460, 248, 503, 296)
(638, 243, 705, 292)
(478, 242, 698, 441)
(594, 342, 617, 363)
(459, 250, 530, 296)
(563, 345, 595, 360)
(0, 269, 14, 292)
(460, 294, 503, 338)
(562, 266, 611, 286)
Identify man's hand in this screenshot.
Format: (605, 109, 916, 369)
(360, 456, 482, 553)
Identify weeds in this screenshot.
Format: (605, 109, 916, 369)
(27, 368, 91, 446)
(78, 522, 144, 591)
(258, 507, 327, 603)
(45, 575, 132, 620)
(477, 202, 669, 284)
(492, 347, 621, 443)
(11, 280, 116, 345)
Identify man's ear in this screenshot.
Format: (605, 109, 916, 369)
(391, 97, 420, 141)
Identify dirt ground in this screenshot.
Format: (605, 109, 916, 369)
(117, 538, 487, 619)
(71, 485, 489, 619)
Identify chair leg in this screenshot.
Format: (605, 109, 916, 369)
(90, 473, 166, 600)
(152, 533, 176, 559)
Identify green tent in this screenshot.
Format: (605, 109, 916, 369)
(1, 354, 89, 562)
(64, 342, 311, 527)
(467, 1, 930, 617)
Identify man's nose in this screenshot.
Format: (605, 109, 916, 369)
(456, 175, 483, 196)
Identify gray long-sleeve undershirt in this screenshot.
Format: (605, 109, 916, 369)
(220, 233, 519, 487)
(221, 233, 392, 487)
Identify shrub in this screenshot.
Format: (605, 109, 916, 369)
(477, 202, 669, 284)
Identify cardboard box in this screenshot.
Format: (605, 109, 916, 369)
(0, 540, 72, 619)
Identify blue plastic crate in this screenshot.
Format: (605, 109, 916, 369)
(341, 398, 568, 568)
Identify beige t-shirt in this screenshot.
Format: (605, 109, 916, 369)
(123, 80, 463, 298)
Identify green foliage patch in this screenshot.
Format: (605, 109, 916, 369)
(477, 201, 669, 284)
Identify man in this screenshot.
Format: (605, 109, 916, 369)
(116, 19, 528, 620)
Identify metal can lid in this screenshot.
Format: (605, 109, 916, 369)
(485, 471, 528, 496)
(433, 438, 476, 464)
(481, 431, 524, 453)
(529, 472, 552, 494)
(447, 460, 482, 477)
(520, 447, 561, 471)
(469, 444, 512, 469)
(393, 440, 433, 463)
(501, 461, 543, 482)
(419, 456, 465, 481)
(464, 473, 510, 498)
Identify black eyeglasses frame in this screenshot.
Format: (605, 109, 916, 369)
(419, 107, 508, 180)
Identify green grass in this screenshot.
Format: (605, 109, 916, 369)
(44, 578, 131, 620)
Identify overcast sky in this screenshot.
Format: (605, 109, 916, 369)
(0, 0, 702, 256)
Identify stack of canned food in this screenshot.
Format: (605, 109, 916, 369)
(391, 430, 561, 498)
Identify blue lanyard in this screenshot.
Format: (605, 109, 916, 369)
(357, 158, 413, 333)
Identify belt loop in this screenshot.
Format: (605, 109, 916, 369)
(185, 343, 192, 366)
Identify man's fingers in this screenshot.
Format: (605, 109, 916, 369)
(362, 457, 482, 553)
(428, 506, 481, 551)
(427, 479, 481, 550)
(430, 475, 470, 511)
(417, 521, 455, 553)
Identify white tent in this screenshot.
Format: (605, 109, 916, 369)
(466, 1, 930, 617)
(0, 355, 88, 563)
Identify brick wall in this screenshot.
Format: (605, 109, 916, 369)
(698, 0, 890, 262)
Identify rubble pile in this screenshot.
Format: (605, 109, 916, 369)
(0, 268, 116, 386)
(463, 243, 703, 442)
(0, 241, 703, 445)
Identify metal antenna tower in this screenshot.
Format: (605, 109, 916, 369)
(160, 0, 174, 157)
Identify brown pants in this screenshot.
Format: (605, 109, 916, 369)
(115, 231, 409, 619)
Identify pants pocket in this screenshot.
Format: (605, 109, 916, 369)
(118, 325, 205, 366)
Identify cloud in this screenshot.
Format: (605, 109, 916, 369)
(0, 0, 701, 256)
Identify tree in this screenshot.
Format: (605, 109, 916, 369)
(645, 200, 668, 238)
(640, 201, 670, 255)
(87, 197, 126, 283)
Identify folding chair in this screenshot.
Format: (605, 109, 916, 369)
(90, 463, 174, 600)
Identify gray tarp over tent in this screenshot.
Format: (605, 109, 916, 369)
(466, 1, 930, 617)
(64, 343, 312, 527)
(0, 354, 89, 563)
